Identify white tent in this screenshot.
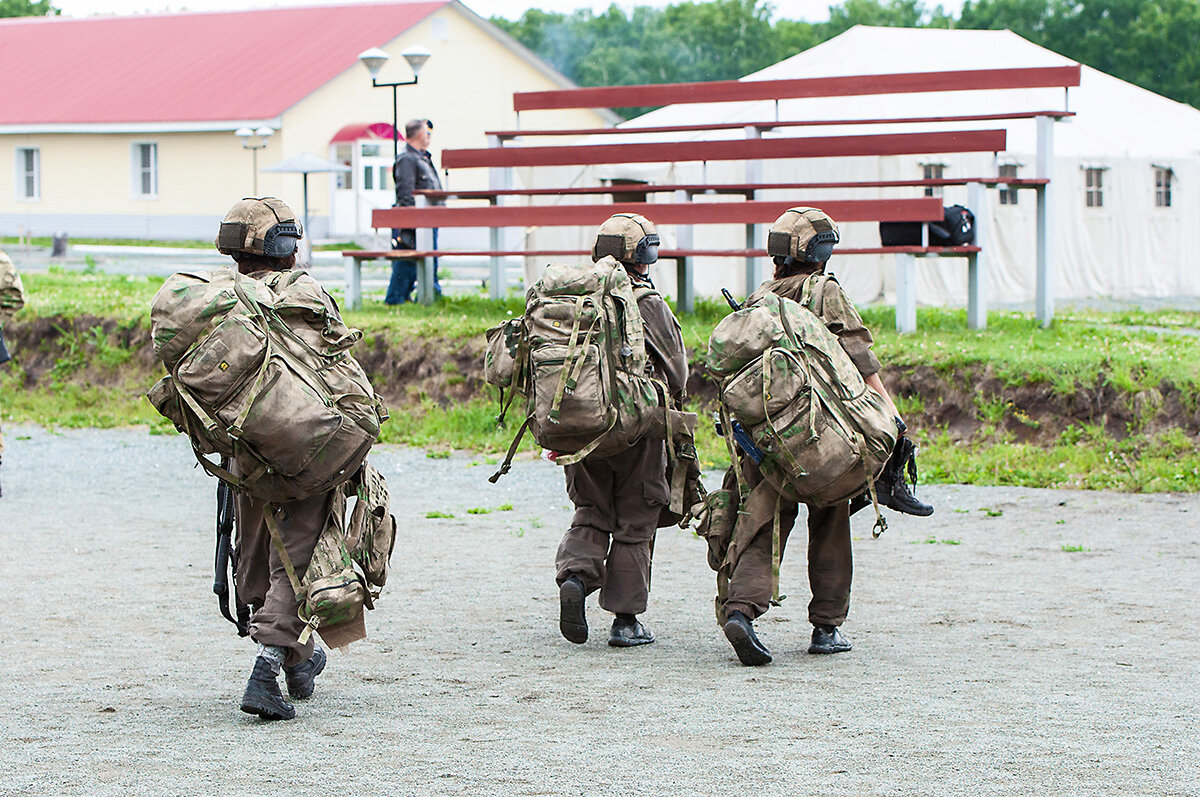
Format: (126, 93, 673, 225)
(525, 26, 1200, 307)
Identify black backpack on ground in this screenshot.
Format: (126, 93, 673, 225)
(879, 204, 975, 247)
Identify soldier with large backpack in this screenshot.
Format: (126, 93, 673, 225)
(704, 207, 932, 667)
(148, 198, 394, 720)
(487, 213, 689, 647)
(0, 247, 26, 497)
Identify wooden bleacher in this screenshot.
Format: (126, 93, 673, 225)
(347, 64, 1081, 329)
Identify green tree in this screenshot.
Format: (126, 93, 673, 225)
(0, 0, 59, 16)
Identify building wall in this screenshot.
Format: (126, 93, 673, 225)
(0, 3, 606, 241)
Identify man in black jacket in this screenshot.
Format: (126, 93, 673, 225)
(386, 118, 443, 304)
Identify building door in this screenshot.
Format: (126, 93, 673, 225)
(328, 123, 398, 237)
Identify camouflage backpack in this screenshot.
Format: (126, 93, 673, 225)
(0, 249, 25, 325)
(486, 256, 667, 481)
(263, 462, 397, 643)
(147, 267, 388, 503)
(707, 274, 898, 517)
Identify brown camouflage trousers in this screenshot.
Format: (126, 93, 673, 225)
(722, 461, 853, 628)
(556, 438, 668, 616)
(234, 485, 332, 668)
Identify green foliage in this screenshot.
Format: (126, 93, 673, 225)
(425, 510, 455, 519)
(496, 0, 1200, 114)
(1061, 543, 1088, 552)
(466, 507, 492, 514)
(0, 0, 58, 17)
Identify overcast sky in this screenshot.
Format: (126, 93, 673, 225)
(51, 0, 965, 23)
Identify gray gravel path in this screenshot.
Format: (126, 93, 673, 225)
(0, 425, 1196, 796)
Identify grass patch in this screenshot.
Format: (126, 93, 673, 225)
(466, 507, 492, 515)
(425, 510, 455, 519)
(1061, 544, 1089, 553)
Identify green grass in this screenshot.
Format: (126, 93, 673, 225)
(425, 511, 455, 519)
(7, 272, 1200, 492)
(1061, 544, 1089, 553)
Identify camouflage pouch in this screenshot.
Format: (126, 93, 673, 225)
(483, 317, 524, 388)
(694, 487, 739, 572)
(344, 462, 396, 588)
(0, 250, 26, 325)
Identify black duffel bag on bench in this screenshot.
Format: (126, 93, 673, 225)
(879, 204, 975, 247)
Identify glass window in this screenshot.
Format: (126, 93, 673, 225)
(17, 147, 39, 200)
(1155, 167, 1172, 207)
(922, 163, 944, 197)
(361, 143, 381, 158)
(363, 164, 374, 191)
(335, 144, 352, 190)
(133, 143, 158, 197)
(998, 164, 1019, 206)
(379, 166, 390, 191)
(1085, 168, 1103, 208)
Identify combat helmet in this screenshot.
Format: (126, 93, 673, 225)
(767, 207, 840, 264)
(215, 197, 303, 258)
(592, 213, 660, 265)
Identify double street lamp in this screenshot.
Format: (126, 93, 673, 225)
(357, 45, 432, 162)
(234, 125, 274, 195)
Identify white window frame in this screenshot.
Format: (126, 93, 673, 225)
(1154, 166, 1173, 208)
(1084, 166, 1105, 208)
(920, 161, 946, 197)
(998, 163, 1019, 206)
(131, 142, 158, 198)
(16, 147, 40, 201)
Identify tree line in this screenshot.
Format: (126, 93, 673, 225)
(491, 0, 1200, 114)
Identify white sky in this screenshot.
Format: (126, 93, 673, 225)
(51, 0, 965, 24)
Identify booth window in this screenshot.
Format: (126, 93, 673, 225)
(16, 147, 39, 200)
(1155, 167, 1173, 207)
(133, 143, 158, 197)
(922, 163, 945, 197)
(1085, 167, 1104, 208)
(998, 164, 1019, 206)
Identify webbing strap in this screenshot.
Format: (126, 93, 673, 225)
(549, 295, 588, 422)
(719, 405, 749, 502)
(564, 315, 598, 397)
(489, 416, 531, 483)
(770, 493, 784, 605)
(551, 411, 618, 466)
(263, 505, 305, 598)
(857, 431, 888, 538)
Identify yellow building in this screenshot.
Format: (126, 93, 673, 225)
(0, 1, 611, 240)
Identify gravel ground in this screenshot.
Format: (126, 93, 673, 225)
(0, 425, 1196, 796)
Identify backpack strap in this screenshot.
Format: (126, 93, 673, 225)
(261, 504, 321, 644)
(488, 416, 531, 483)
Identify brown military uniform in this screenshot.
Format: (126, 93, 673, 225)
(722, 266, 879, 627)
(555, 270, 689, 615)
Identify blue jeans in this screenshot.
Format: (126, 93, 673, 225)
(385, 259, 417, 305)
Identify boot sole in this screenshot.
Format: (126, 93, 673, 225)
(723, 620, 772, 666)
(240, 695, 296, 721)
(807, 642, 852, 654)
(559, 579, 588, 644)
(608, 633, 655, 647)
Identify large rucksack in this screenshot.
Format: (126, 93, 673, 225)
(0, 250, 25, 325)
(147, 267, 388, 503)
(707, 274, 898, 512)
(486, 256, 668, 481)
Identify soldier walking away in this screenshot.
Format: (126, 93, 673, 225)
(718, 207, 931, 666)
(556, 214, 689, 648)
(0, 248, 27, 497)
(386, 118, 443, 304)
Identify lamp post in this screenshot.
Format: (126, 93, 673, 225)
(357, 45, 432, 162)
(234, 126, 274, 195)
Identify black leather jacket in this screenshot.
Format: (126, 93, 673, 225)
(392, 143, 443, 207)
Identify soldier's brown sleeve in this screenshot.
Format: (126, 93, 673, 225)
(638, 293, 689, 406)
(817, 280, 881, 377)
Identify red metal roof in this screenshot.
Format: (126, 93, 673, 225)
(0, 1, 449, 126)
(330, 122, 398, 142)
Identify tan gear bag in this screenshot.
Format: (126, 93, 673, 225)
(264, 461, 397, 645)
(147, 267, 388, 502)
(707, 274, 897, 526)
(488, 257, 668, 481)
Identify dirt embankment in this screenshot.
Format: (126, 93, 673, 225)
(7, 315, 1199, 445)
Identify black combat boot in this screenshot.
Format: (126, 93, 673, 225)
(875, 436, 933, 517)
(723, 610, 772, 666)
(284, 646, 326, 700)
(240, 656, 296, 720)
(559, 575, 588, 644)
(808, 625, 852, 654)
(608, 613, 655, 647)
